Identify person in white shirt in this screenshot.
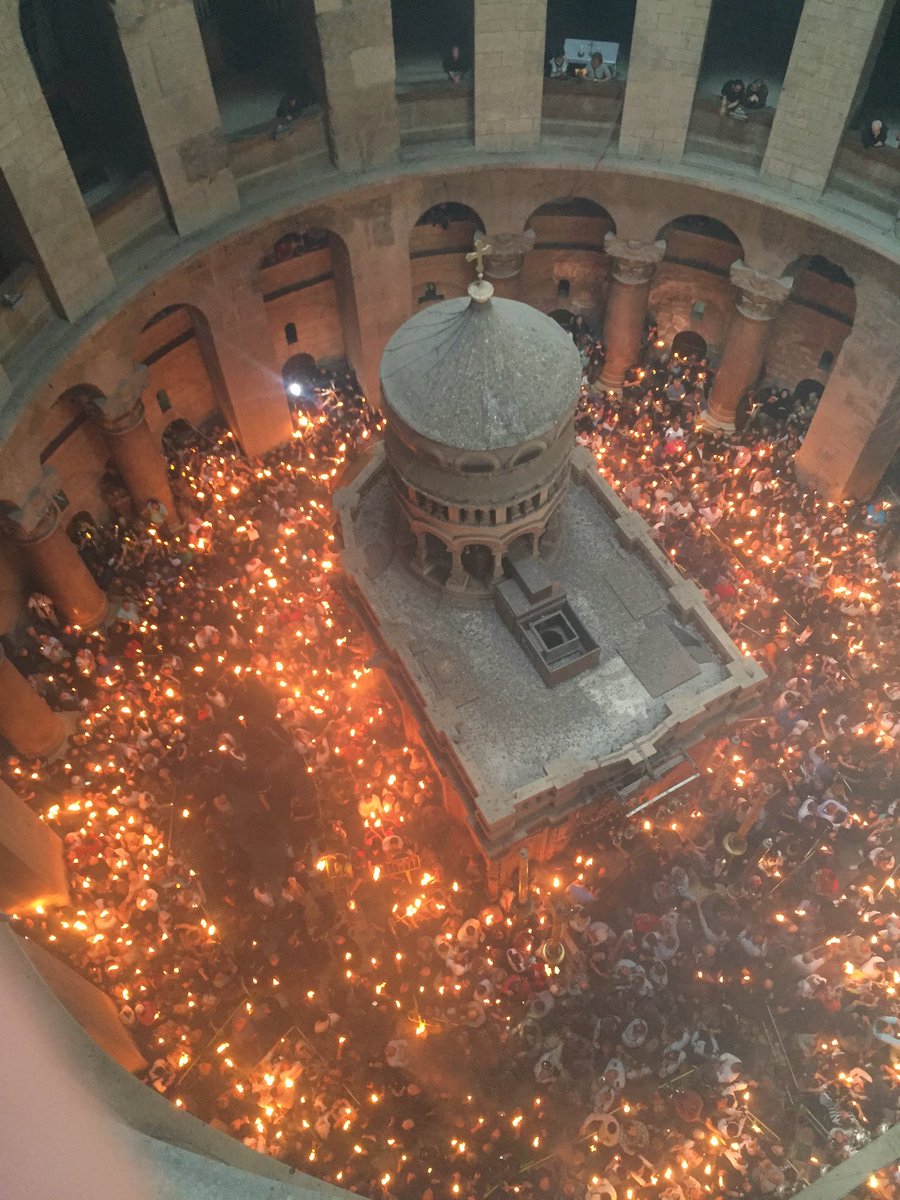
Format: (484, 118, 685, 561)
(548, 51, 568, 77)
(585, 52, 612, 81)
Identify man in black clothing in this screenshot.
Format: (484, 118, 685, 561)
(720, 78, 744, 116)
(861, 119, 888, 148)
(443, 45, 469, 84)
(743, 79, 768, 111)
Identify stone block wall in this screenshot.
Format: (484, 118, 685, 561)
(649, 265, 735, 358)
(264, 280, 345, 366)
(519, 249, 610, 329)
(313, 0, 400, 172)
(474, 0, 546, 152)
(619, 0, 713, 162)
(39, 405, 111, 522)
(0, 6, 113, 320)
(762, 0, 893, 197)
(765, 301, 853, 390)
(114, 0, 239, 235)
(796, 283, 900, 498)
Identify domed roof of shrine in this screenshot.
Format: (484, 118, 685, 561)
(380, 282, 582, 451)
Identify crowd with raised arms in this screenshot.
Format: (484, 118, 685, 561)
(3, 344, 898, 1200)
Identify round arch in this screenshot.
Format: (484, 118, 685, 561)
(524, 196, 616, 240)
(655, 214, 744, 267)
(282, 353, 318, 399)
(671, 330, 708, 360)
(412, 202, 484, 236)
(461, 542, 494, 584)
(793, 378, 825, 403)
(423, 532, 452, 586)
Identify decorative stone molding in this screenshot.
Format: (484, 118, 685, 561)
(730, 261, 791, 322)
(603, 234, 666, 285)
(484, 230, 536, 279)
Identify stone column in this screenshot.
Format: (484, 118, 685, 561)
(337, 215, 413, 403)
(90, 369, 178, 524)
(448, 548, 467, 591)
(112, 0, 239, 236)
(619, 0, 713, 161)
(795, 342, 900, 501)
(204, 293, 294, 458)
(474, 0, 546, 151)
(705, 264, 790, 430)
(312, 0, 400, 172)
(762, 0, 893, 198)
(0, 6, 113, 319)
(598, 236, 665, 389)
(8, 501, 108, 629)
(0, 778, 69, 911)
(0, 648, 67, 759)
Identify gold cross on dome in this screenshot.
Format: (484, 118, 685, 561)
(466, 235, 492, 279)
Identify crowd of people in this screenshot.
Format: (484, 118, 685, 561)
(3, 338, 898, 1200)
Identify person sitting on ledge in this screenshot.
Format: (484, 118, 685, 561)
(861, 119, 888, 148)
(742, 79, 768, 111)
(720, 77, 745, 116)
(443, 44, 469, 84)
(548, 49, 568, 77)
(585, 51, 612, 82)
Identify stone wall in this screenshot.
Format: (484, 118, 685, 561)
(0, 1, 113, 319)
(619, 0, 713, 161)
(313, 0, 400, 171)
(113, 0, 239, 235)
(649, 265, 735, 358)
(39, 401, 111, 521)
(762, 0, 894, 197)
(474, 0, 546, 152)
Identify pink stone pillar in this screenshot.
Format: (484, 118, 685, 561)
(9, 503, 107, 629)
(598, 236, 665, 389)
(0, 649, 66, 759)
(706, 264, 790, 430)
(92, 380, 178, 526)
(0, 778, 69, 911)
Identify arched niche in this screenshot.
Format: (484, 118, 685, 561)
(461, 542, 494, 584)
(409, 202, 485, 307)
(135, 304, 230, 439)
(257, 227, 347, 371)
(521, 198, 616, 328)
(766, 255, 856, 390)
(671, 330, 708, 361)
(422, 531, 452, 586)
(652, 214, 745, 357)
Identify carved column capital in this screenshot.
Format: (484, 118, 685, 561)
(730, 261, 791, 321)
(3, 471, 62, 544)
(484, 230, 536, 279)
(90, 366, 149, 435)
(604, 234, 666, 285)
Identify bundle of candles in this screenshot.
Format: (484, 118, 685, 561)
(5, 353, 898, 1200)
